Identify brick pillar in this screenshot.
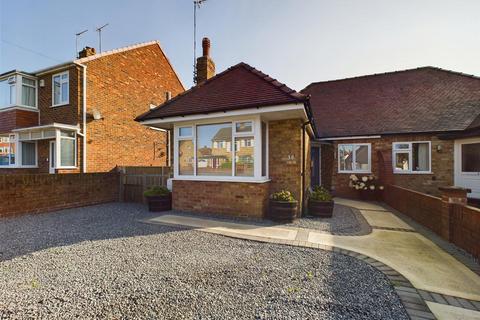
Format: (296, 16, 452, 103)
(438, 186, 470, 241)
(196, 38, 215, 84)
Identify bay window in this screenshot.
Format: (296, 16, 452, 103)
(393, 142, 431, 173)
(338, 143, 371, 173)
(0, 73, 37, 109)
(175, 119, 267, 181)
(0, 135, 16, 166)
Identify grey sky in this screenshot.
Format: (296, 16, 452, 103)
(1, 0, 479, 90)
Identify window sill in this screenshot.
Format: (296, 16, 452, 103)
(173, 176, 271, 183)
(50, 103, 70, 108)
(393, 171, 433, 175)
(338, 171, 372, 174)
(56, 166, 77, 170)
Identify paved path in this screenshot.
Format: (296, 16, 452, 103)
(145, 198, 480, 320)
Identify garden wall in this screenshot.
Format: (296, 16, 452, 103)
(384, 184, 480, 261)
(0, 173, 119, 218)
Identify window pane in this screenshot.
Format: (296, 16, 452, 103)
(412, 143, 430, 171)
(197, 123, 232, 176)
(22, 85, 36, 107)
(60, 131, 75, 138)
(60, 138, 75, 167)
(394, 143, 410, 150)
(462, 143, 480, 172)
(235, 121, 253, 133)
(395, 152, 410, 171)
(22, 77, 35, 86)
(354, 145, 369, 171)
(0, 79, 15, 108)
(339, 145, 353, 171)
(21, 142, 36, 166)
(61, 82, 68, 102)
(0, 135, 10, 166)
(235, 136, 254, 176)
(9, 137, 15, 165)
(179, 127, 192, 137)
(262, 121, 267, 176)
(53, 75, 61, 105)
(178, 140, 194, 175)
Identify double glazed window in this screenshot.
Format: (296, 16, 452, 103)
(0, 135, 16, 166)
(393, 142, 431, 173)
(53, 71, 69, 106)
(0, 74, 37, 109)
(461, 142, 480, 173)
(176, 120, 263, 179)
(0, 135, 36, 167)
(60, 131, 76, 167)
(338, 143, 371, 173)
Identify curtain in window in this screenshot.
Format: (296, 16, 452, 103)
(21, 142, 36, 166)
(60, 138, 75, 166)
(22, 85, 35, 107)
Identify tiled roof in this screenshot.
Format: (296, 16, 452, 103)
(136, 62, 307, 121)
(302, 67, 480, 138)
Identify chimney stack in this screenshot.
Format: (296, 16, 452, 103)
(78, 46, 96, 58)
(195, 37, 215, 85)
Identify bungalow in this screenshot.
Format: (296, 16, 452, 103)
(137, 38, 316, 218)
(138, 38, 480, 217)
(303, 67, 480, 202)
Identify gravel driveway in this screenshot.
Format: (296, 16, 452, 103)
(0, 203, 408, 319)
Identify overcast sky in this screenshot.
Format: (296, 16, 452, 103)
(1, 0, 479, 90)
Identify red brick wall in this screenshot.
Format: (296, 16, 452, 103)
(329, 134, 454, 198)
(384, 184, 480, 261)
(38, 66, 81, 126)
(0, 109, 39, 134)
(0, 173, 119, 218)
(172, 180, 270, 218)
(268, 119, 304, 203)
(83, 43, 184, 172)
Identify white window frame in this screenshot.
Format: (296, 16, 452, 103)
(0, 74, 38, 110)
(392, 141, 432, 174)
(52, 71, 69, 107)
(56, 130, 77, 169)
(19, 140, 38, 168)
(173, 116, 268, 182)
(338, 143, 371, 173)
(0, 133, 38, 168)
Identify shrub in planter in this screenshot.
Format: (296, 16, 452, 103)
(348, 174, 384, 201)
(143, 186, 172, 212)
(308, 186, 334, 218)
(268, 190, 298, 222)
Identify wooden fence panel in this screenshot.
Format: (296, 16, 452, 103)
(118, 166, 172, 203)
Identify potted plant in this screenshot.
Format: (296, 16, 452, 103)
(143, 186, 172, 212)
(348, 174, 384, 201)
(308, 186, 334, 218)
(268, 190, 298, 222)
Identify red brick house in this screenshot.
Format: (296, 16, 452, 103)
(137, 39, 316, 217)
(303, 67, 480, 201)
(0, 41, 184, 174)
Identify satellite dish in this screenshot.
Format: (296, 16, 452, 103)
(92, 108, 103, 120)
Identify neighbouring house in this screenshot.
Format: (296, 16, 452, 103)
(136, 38, 316, 218)
(0, 41, 184, 174)
(303, 67, 480, 202)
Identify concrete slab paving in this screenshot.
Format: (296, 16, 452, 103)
(427, 301, 480, 320)
(149, 215, 298, 241)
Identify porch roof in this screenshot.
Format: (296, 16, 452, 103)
(13, 123, 80, 140)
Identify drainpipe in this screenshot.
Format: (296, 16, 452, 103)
(301, 120, 311, 217)
(74, 62, 87, 173)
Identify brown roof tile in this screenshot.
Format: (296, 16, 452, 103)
(136, 62, 307, 121)
(302, 67, 480, 138)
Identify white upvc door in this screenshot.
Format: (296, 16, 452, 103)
(49, 141, 56, 174)
(454, 137, 480, 199)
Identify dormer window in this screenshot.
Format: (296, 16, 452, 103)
(52, 71, 69, 106)
(0, 73, 37, 109)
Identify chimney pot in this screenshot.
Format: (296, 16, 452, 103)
(202, 38, 210, 57)
(78, 46, 96, 58)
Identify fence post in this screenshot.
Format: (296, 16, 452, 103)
(439, 186, 470, 242)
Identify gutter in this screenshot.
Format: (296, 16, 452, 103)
(74, 62, 87, 173)
(301, 120, 310, 217)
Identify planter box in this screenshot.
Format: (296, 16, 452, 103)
(308, 199, 334, 218)
(146, 194, 172, 212)
(267, 200, 298, 222)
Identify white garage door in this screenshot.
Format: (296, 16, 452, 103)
(454, 137, 480, 199)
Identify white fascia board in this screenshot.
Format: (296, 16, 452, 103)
(318, 135, 382, 141)
(139, 103, 307, 126)
(13, 123, 80, 132)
